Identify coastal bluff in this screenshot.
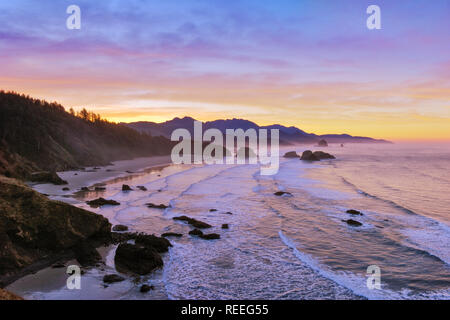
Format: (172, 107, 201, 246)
(0, 176, 111, 286)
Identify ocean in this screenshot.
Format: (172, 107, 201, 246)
(8, 143, 450, 300)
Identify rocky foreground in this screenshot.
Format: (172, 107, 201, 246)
(0, 176, 111, 288)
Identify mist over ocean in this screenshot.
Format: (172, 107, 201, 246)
(9, 143, 449, 300)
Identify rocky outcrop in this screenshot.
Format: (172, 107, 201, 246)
(274, 191, 292, 197)
(173, 216, 212, 229)
(146, 203, 170, 209)
(300, 150, 320, 161)
(300, 150, 335, 161)
(312, 151, 335, 160)
(73, 241, 101, 267)
(0, 288, 23, 300)
(114, 243, 163, 275)
(189, 229, 204, 236)
(222, 224, 229, 229)
(112, 225, 129, 232)
(200, 233, 220, 240)
(137, 186, 148, 191)
(283, 151, 299, 158)
(161, 232, 182, 238)
(122, 184, 132, 191)
(346, 209, 363, 216)
(29, 171, 68, 185)
(188, 229, 220, 240)
(0, 176, 111, 282)
(103, 274, 125, 283)
(140, 284, 154, 293)
(134, 234, 172, 253)
(318, 139, 328, 147)
(343, 219, 362, 227)
(86, 198, 120, 208)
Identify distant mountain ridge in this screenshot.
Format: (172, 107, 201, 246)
(124, 117, 390, 145)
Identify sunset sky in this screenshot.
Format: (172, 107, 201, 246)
(0, 0, 449, 140)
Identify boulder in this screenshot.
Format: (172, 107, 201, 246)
(173, 216, 212, 229)
(161, 232, 182, 238)
(103, 274, 125, 283)
(313, 151, 335, 160)
(122, 184, 133, 191)
(86, 198, 120, 208)
(80, 187, 90, 191)
(114, 243, 163, 275)
(94, 187, 106, 191)
(73, 241, 101, 267)
(343, 219, 363, 227)
(283, 151, 299, 158)
(200, 233, 221, 240)
(140, 284, 154, 293)
(29, 171, 68, 185)
(112, 225, 129, 232)
(146, 203, 170, 209)
(137, 186, 148, 191)
(209, 209, 218, 212)
(0, 176, 111, 280)
(346, 209, 363, 216)
(62, 187, 70, 191)
(274, 191, 292, 197)
(134, 234, 172, 253)
(221, 224, 229, 229)
(300, 150, 320, 161)
(318, 139, 328, 147)
(188, 229, 203, 236)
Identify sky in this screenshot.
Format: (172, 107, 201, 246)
(0, 0, 449, 141)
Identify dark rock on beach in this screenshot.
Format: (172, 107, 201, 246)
(81, 187, 90, 191)
(122, 184, 133, 191)
(62, 187, 70, 191)
(318, 139, 328, 147)
(137, 186, 148, 191)
(73, 241, 101, 267)
(94, 186, 106, 191)
(200, 233, 220, 240)
(189, 229, 204, 236)
(346, 209, 363, 216)
(173, 216, 212, 229)
(135, 234, 172, 253)
(103, 274, 125, 283)
(86, 197, 120, 208)
(0, 176, 111, 282)
(161, 232, 183, 238)
(146, 203, 170, 209)
(221, 224, 229, 229)
(112, 225, 129, 232)
(283, 151, 300, 158)
(114, 243, 163, 275)
(140, 284, 154, 293)
(274, 191, 292, 197)
(343, 219, 363, 227)
(209, 209, 218, 212)
(29, 171, 68, 185)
